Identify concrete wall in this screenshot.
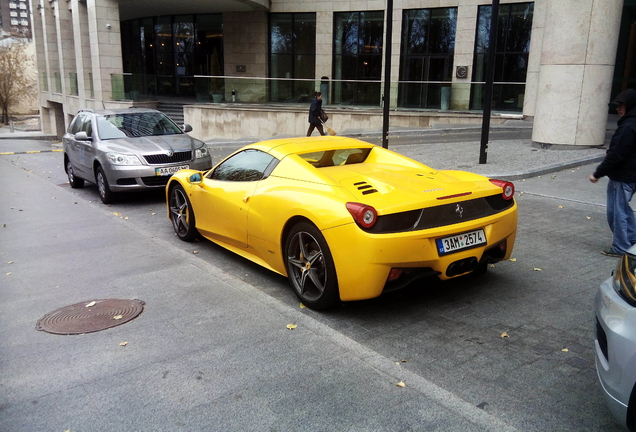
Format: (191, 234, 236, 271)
(184, 104, 499, 141)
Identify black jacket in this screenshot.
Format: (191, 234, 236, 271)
(594, 89, 636, 182)
(308, 97, 322, 125)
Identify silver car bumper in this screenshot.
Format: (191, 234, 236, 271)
(595, 276, 636, 429)
(102, 157, 212, 192)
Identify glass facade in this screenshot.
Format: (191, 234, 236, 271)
(333, 11, 384, 106)
(121, 14, 223, 99)
(269, 13, 316, 102)
(399, 8, 457, 109)
(470, 3, 534, 112)
(612, 0, 636, 101)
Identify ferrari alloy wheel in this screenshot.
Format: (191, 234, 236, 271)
(96, 166, 115, 204)
(66, 159, 84, 188)
(169, 184, 198, 242)
(285, 222, 338, 310)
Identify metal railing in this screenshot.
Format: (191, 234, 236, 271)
(111, 73, 526, 112)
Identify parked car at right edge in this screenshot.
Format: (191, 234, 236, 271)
(595, 244, 636, 431)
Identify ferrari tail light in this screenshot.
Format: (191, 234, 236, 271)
(489, 179, 515, 200)
(346, 202, 377, 228)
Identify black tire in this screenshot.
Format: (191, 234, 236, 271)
(169, 184, 198, 242)
(284, 221, 339, 310)
(473, 262, 489, 276)
(96, 166, 115, 204)
(66, 158, 84, 188)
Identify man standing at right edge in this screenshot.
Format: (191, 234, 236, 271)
(590, 88, 636, 257)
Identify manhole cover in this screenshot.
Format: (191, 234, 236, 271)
(36, 299, 145, 335)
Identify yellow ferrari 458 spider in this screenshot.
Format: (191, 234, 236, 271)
(166, 136, 517, 310)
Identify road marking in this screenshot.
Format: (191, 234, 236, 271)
(0, 149, 63, 155)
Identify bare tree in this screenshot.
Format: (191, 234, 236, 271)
(0, 42, 36, 125)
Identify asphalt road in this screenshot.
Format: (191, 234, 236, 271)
(0, 137, 623, 431)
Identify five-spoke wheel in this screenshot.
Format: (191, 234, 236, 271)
(169, 184, 198, 241)
(284, 222, 338, 310)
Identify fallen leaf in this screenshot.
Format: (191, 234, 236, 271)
(6, 272, 11, 275)
(7, 261, 13, 264)
(152, 213, 157, 215)
(120, 341, 128, 346)
(113, 315, 123, 320)
(193, 251, 199, 254)
(562, 348, 569, 352)
(489, 264, 496, 268)
(501, 332, 509, 338)
(401, 359, 408, 363)
(85, 301, 96, 307)
(300, 303, 306, 309)
(558, 206, 563, 209)
(586, 217, 591, 220)
(509, 258, 517, 262)
(112, 212, 121, 217)
(534, 268, 542, 271)
(286, 324, 297, 330)
(396, 381, 406, 387)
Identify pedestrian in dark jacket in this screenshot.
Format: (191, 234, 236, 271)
(307, 92, 325, 136)
(590, 88, 636, 256)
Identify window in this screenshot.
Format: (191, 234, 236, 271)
(120, 14, 223, 99)
(333, 11, 384, 106)
(470, 3, 534, 112)
(398, 8, 457, 108)
(299, 148, 371, 168)
(210, 150, 277, 182)
(269, 13, 316, 102)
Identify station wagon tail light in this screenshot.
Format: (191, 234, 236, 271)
(613, 253, 636, 307)
(346, 202, 377, 228)
(489, 179, 515, 200)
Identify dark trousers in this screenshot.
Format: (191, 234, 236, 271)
(307, 123, 325, 136)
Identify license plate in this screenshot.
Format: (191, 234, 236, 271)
(155, 165, 189, 176)
(436, 229, 486, 255)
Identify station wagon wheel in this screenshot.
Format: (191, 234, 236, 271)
(169, 184, 198, 242)
(96, 166, 115, 204)
(66, 159, 84, 188)
(284, 222, 339, 310)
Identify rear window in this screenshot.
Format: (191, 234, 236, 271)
(299, 148, 371, 168)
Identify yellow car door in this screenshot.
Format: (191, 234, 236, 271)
(193, 149, 278, 249)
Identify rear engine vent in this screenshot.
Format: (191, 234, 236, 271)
(353, 181, 378, 195)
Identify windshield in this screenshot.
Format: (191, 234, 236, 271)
(96, 112, 183, 139)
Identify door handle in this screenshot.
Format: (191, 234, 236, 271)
(243, 196, 250, 203)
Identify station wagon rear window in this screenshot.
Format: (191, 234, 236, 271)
(299, 148, 371, 168)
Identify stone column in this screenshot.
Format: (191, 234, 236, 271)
(532, 0, 623, 146)
(86, 0, 122, 102)
(451, 4, 478, 111)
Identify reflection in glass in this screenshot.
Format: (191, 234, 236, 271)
(471, 2, 534, 112)
(398, 7, 457, 108)
(269, 13, 316, 102)
(333, 11, 384, 106)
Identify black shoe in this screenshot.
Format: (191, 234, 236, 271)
(601, 248, 622, 257)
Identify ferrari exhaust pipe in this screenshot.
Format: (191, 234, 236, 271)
(446, 257, 478, 277)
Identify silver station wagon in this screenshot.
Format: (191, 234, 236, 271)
(63, 108, 212, 204)
(595, 245, 636, 431)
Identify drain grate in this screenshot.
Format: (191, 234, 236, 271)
(36, 299, 145, 335)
